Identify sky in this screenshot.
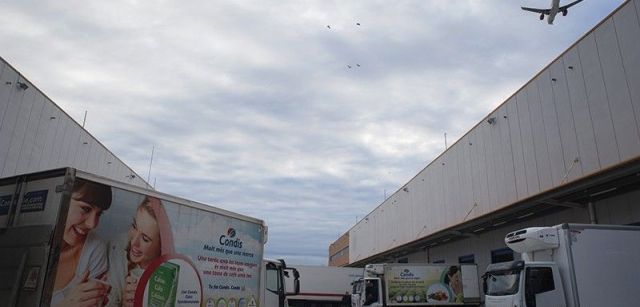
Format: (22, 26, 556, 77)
(0, 0, 626, 265)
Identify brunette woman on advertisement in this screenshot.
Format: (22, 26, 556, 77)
(52, 179, 112, 307)
(107, 196, 174, 307)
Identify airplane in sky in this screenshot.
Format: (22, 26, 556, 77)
(521, 0, 584, 25)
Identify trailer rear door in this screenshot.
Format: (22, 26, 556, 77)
(0, 171, 68, 307)
(461, 264, 480, 303)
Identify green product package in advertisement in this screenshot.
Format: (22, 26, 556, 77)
(148, 262, 180, 307)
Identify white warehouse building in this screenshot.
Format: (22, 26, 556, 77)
(0, 58, 147, 188)
(331, 0, 640, 274)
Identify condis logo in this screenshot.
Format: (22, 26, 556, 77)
(220, 227, 243, 248)
(400, 269, 415, 278)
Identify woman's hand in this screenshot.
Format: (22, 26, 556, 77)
(55, 270, 110, 307)
(122, 273, 139, 307)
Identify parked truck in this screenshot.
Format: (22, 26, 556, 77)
(483, 223, 640, 307)
(351, 263, 481, 307)
(284, 265, 363, 307)
(0, 168, 298, 307)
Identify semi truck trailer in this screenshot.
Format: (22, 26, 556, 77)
(0, 168, 298, 307)
(483, 223, 640, 307)
(351, 263, 481, 306)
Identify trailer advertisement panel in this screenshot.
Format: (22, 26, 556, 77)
(384, 265, 464, 305)
(0, 184, 15, 228)
(50, 178, 265, 307)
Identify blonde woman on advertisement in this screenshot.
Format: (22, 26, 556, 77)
(107, 196, 174, 307)
(52, 179, 112, 307)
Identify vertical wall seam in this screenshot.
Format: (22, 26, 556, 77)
(0, 64, 7, 127)
(44, 103, 57, 170)
(504, 104, 518, 203)
(49, 109, 64, 169)
(526, 83, 542, 191)
(577, 40, 603, 169)
(86, 139, 94, 173)
(467, 134, 477, 214)
(25, 96, 46, 172)
(499, 106, 514, 205)
(497, 107, 509, 206)
(1, 83, 27, 176)
(480, 126, 491, 211)
(487, 114, 497, 208)
(635, 0, 640, 35)
(454, 144, 464, 221)
(55, 118, 69, 167)
(535, 78, 555, 187)
(69, 127, 81, 167)
(549, 67, 568, 180)
(594, 23, 622, 163)
(561, 56, 584, 178)
(516, 95, 531, 197)
(613, 8, 640, 140)
(0, 71, 17, 132)
(511, 95, 529, 198)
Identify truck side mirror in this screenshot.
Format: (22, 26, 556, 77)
(293, 279, 300, 295)
(285, 268, 300, 296)
(285, 278, 300, 296)
(292, 268, 300, 294)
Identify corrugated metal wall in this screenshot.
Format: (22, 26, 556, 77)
(350, 0, 640, 263)
(399, 188, 640, 274)
(0, 58, 148, 187)
(410, 208, 591, 275)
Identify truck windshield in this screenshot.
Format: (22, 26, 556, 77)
(485, 269, 520, 296)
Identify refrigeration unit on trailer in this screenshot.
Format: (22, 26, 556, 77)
(284, 265, 363, 307)
(0, 168, 298, 307)
(483, 223, 640, 307)
(351, 263, 481, 306)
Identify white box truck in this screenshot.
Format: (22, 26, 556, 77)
(0, 168, 298, 307)
(351, 263, 481, 307)
(483, 223, 640, 307)
(284, 265, 363, 307)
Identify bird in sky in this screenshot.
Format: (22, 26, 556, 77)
(327, 25, 331, 29)
(347, 65, 352, 69)
(356, 22, 361, 26)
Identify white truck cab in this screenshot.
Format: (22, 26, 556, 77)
(483, 224, 640, 307)
(483, 260, 565, 307)
(351, 276, 384, 307)
(262, 258, 300, 307)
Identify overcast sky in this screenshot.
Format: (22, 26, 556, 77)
(0, 0, 626, 265)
